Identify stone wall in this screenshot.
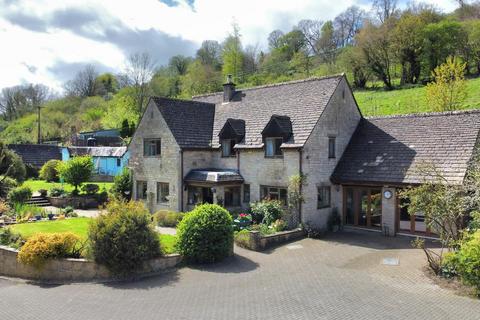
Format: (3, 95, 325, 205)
(301, 78, 362, 229)
(0, 245, 182, 282)
(49, 196, 100, 209)
(235, 228, 305, 251)
(381, 187, 397, 236)
(129, 100, 182, 212)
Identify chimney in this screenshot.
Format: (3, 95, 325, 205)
(223, 74, 236, 102)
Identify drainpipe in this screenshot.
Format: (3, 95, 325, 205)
(298, 149, 303, 223)
(180, 150, 184, 212)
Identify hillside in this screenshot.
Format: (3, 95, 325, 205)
(354, 77, 480, 116)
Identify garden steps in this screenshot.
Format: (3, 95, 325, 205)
(25, 195, 51, 207)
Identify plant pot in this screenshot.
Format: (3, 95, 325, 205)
(35, 215, 42, 221)
(47, 213, 55, 220)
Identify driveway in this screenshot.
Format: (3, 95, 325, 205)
(1, 230, 479, 320)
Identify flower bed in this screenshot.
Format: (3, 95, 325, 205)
(234, 228, 305, 251)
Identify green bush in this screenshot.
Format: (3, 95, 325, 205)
(57, 156, 94, 194)
(251, 200, 284, 226)
(17, 232, 82, 268)
(25, 164, 39, 179)
(39, 159, 61, 182)
(0, 176, 17, 198)
(111, 167, 132, 200)
(155, 210, 185, 227)
(176, 204, 233, 263)
(234, 229, 251, 249)
(272, 219, 287, 232)
(38, 189, 48, 197)
(88, 200, 161, 275)
(82, 183, 99, 195)
(0, 228, 23, 248)
(455, 231, 480, 290)
(7, 186, 32, 204)
(49, 187, 66, 197)
(0, 148, 26, 183)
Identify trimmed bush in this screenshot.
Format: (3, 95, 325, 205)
(455, 231, 480, 290)
(57, 156, 94, 194)
(7, 186, 32, 204)
(155, 210, 184, 227)
(39, 159, 61, 182)
(251, 200, 284, 226)
(176, 204, 233, 263)
(82, 183, 99, 195)
(88, 200, 161, 275)
(17, 232, 82, 268)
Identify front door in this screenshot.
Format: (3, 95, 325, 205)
(344, 187, 382, 229)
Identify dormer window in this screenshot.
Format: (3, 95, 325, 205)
(221, 139, 237, 157)
(265, 137, 283, 158)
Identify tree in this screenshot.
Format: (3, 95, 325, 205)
(196, 40, 222, 69)
(64, 65, 98, 97)
(317, 21, 338, 64)
(95, 73, 118, 96)
(268, 30, 285, 50)
(338, 46, 370, 88)
(119, 119, 134, 139)
(0, 84, 51, 121)
(334, 6, 365, 47)
(123, 52, 156, 115)
(102, 87, 139, 130)
(463, 19, 480, 74)
(57, 156, 94, 194)
(0, 142, 26, 186)
(222, 23, 244, 81)
(111, 167, 132, 200)
(168, 55, 192, 76)
(372, 0, 398, 23)
(296, 19, 323, 54)
(426, 56, 467, 112)
(182, 60, 222, 97)
(356, 20, 395, 89)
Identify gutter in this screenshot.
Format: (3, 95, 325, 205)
(180, 150, 184, 212)
(299, 149, 303, 223)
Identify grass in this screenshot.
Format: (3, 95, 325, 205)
(353, 77, 480, 116)
(22, 180, 113, 194)
(9, 217, 178, 254)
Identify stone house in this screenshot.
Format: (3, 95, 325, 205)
(129, 74, 480, 235)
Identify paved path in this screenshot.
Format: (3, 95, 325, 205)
(1, 230, 479, 320)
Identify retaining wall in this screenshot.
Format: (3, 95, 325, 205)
(235, 228, 305, 251)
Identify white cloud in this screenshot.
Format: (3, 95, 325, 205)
(0, 0, 458, 91)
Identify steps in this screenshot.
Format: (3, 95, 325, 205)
(25, 195, 51, 207)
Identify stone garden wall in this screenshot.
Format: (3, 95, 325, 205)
(236, 228, 305, 251)
(0, 245, 182, 282)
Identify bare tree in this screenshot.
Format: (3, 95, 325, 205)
(64, 64, 98, 97)
(267, 30, 285, 49)
(296, 19, 323, 55)
(0, 84, 51, 120)
(372, 0, 398, 23)
(123, 52, 156, 115)
(243, 44, 260, 74)
(334, 6, 366, 47)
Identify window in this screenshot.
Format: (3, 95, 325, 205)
(265, 137, 283, 157)
(224, 187, 241, 207)
(157, 182, 169, 203)
(328, 137, 336, 159)
(243, 184, 250, 203)
(317, 186, 331, 209)
(116, 158, 121, 167)
(221, 139, 236, 157)
(143, 138, 161, 156)
(260, 185, 287, 205)
(136, 181, 147, 200)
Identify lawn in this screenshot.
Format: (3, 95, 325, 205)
(10, 218, 178, 254)
(353, 76, 480, 116)
(22, 180, 113, 194)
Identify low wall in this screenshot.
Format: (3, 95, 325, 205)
(48, 196, 99, 209)
(0, 245, 182, 282)
(236, 228, 305, 251)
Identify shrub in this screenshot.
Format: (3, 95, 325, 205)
(176, 204, 233, 263)
(0, 200, 11, 216)
(155, 210, 184, 227)
(455, 231, 480, 290)
(17, 232, 82, 268)
(468, 211, 480, 231)
(0, 148, 26, 183)
(82, 183, 99, 195)
(25, 164, 39, 179)
(234, 229, 251, 249)
(252, 223, 274, 236)
(39, 159, 61, 182)
(38, 189, 48, 197)
(57, 156, 94, 193)
(272, 219, 287, 232)
(7, 186, 32, 204)
(251, 200, 284, 226)
(49, 187, 66, 197)
(88, 200, 161, 275)
(0, 176, 18, 198)
(0, 228, 23, 248)
(111, 167, 132, 200)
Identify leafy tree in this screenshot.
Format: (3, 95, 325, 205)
(181, 60, 222, 97)
(150, 67, 181, 98)
(426, 56, 467, 111)
(111, 167, 132, 200)
(57, 156, 94, 194)
(317, 21, 338, 64)
(338, 46, 370, 88)
(0, 142, 26, 192)
(168, 55, 192, 76)
(222, 23, 244, 80)
(196, 40, 222, 69)
(102, 87, 138, 130)
(268, 30, 285, 50)
(463, 19, 480, 74)
(95, 73, 118, 96)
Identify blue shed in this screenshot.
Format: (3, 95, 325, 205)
(62, 146, 129, 177)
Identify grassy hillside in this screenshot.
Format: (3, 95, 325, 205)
(354, 77, 480, 116)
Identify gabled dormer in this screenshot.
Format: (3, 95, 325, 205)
(219, 119, 245, 157)
(262, 115, 292, 158)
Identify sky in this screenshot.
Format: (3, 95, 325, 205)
(0, 0, 457, 92)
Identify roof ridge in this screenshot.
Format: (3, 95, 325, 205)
(152, 96, 215, 106)
(365, 108, 480, 120)
(192, 73, 345, 99)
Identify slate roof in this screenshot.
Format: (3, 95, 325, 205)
(8, 144, 62, 168)
(68, 146, 127, 157)
(152, 97, 215, 149)
(193, 75, 342, 148)
(184, 169, 244, 184)
(331, 110, 480, 185)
